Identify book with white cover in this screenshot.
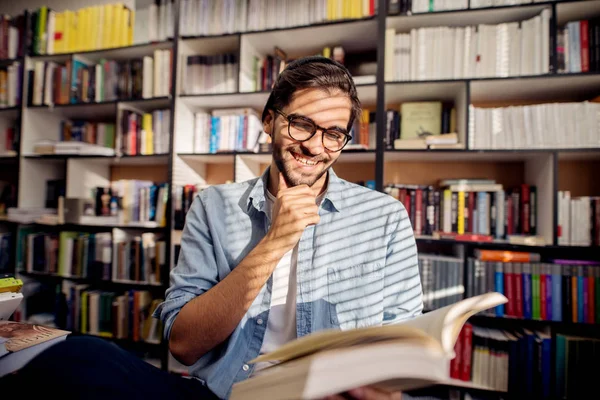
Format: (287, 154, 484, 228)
(230, 292, 507, 400)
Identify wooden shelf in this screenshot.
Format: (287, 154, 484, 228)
(23, 154, 169, 166)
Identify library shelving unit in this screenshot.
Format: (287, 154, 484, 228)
(1, 0, 599, 397)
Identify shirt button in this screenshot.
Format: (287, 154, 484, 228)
(257, 318, 263, 325)
(242, 364, 249, 372)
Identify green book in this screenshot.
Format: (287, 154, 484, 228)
(532, 264, 540, 320)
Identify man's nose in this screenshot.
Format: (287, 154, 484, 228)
(301, 130, 325, 155)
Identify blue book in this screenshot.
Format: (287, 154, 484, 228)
(495, 262, 504, 316)
(545, 264, 552, 321)
(523, 263, 533, 319)
(577, 266, 585, 323)
(552, 264, 562, 321)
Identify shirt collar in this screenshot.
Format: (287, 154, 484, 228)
(244, 166, 344, 214)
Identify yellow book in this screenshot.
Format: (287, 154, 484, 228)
(457, 191, 465, 234)
(113, 3, 124, 48)
(96, 5, 104, 50)
(89, 6, 98, 51)
(74, 10, 82, 52)
(142, 113, 154, 155)
(0, 277, 23, 293)
(327, 0, 333, 20)
(102, 4, 113, 49)
(52, 12, 63, 54)
(128, 9, 134, 45)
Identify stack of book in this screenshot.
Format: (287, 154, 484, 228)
(180, 54, 237, 95)
(385, 179, 537, 240)
(385, 9, 551, 81)
(177, 108, 264, 154)
(450, 322, 552, 397)
(179, 0, 375, 37)
(31, 49, 172, 105)
(418, 254, 464, 311)
(467, 250, 600, 324)
(119, 109, 170, 156)
(557, 191, 600, 246)
(61, 282, 162, 344)
(557, 18, 600, 74)
(469, 100, 600, 150)
(28, 4, 134, 55)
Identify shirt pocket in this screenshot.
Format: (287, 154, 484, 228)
(327, 263, 385, 330)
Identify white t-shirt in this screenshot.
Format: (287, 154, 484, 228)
(252, 188, 324, 374)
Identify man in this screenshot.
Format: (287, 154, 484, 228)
(1, 56, 422, 400)
(156, 56, 423, 398)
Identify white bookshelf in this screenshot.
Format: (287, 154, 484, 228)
(1, 0, 599, 379)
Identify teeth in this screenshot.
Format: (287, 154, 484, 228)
(293, 153, 317, 166)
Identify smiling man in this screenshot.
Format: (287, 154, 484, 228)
(156, 56, 424, 399)
(2, 56, 422, 400)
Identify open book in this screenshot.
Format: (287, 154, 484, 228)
(230, 292, 507, 400)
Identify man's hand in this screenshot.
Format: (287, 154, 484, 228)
(324, 387, 402, 400)
(265, 173, 320, 255)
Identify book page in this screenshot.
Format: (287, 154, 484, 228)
(250, 324, 439, 364)
(396, 292, 508, 354)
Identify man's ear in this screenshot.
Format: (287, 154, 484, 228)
(263, 111, 274, 135)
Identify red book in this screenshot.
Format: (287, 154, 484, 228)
(505, 264, 515, 317)
(521, 184, 530, 234)
(540, 273, 547, 320)
(450, 329, 463, 379)
(581, 20, 590, 72)
(468, 192, 475, 233)
(460, 323, 473, 381)
(515, 266, 524, 318)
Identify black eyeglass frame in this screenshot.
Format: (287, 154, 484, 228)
(272, 108, 353, 152)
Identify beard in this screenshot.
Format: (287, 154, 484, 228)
(273, 144, 333, 187)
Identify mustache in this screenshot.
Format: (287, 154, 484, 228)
(286, 146, 328, 162)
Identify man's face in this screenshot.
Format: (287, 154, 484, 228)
(267, 88, 352, 187)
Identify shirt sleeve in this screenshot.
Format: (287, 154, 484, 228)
(152, 191, 220, 340)
(382, 201, 424, 324)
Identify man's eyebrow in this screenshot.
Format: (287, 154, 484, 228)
(327, 125, 348, 133)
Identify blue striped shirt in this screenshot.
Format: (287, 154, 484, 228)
(153, 167, 423, 399)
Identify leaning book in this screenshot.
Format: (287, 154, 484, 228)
(0, 321, 70, 377)
(230, 292, 507, 400)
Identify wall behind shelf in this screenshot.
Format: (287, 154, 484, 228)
(558, 159, 600, 197)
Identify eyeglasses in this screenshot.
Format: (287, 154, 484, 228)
(273, 108, 352, 152)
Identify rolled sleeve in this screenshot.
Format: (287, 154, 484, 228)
(153, 191, 220, 340)
(382, 201, 424, 324)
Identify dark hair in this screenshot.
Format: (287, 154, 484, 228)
(262, 56, 361, 131)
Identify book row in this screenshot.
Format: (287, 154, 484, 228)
(60, 282, 163, 344)
(180, 53, 238, 95)
(0, 120, 19, 155)
(17, 228, 166, 285)
(179, 0, 376, 37)
(557, 18, 600, 74)
(176, 107, 264, 154)
(384, 102, 457, 149)
(467, 256, 600, 324)
(557, 192, 600, 247)
(385, 9, 550, 81)
(0, 14, 25, 59)
(385, 181, 537, 239)
(450, 323, 553, 397)
(119, 109, 171, 156)
(31, 49, 172, 106)
(26, 4, 134, 55)
(468, 101, 600, 150)
(0, 62, 22, 108)
(418, 254, 464, 311)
